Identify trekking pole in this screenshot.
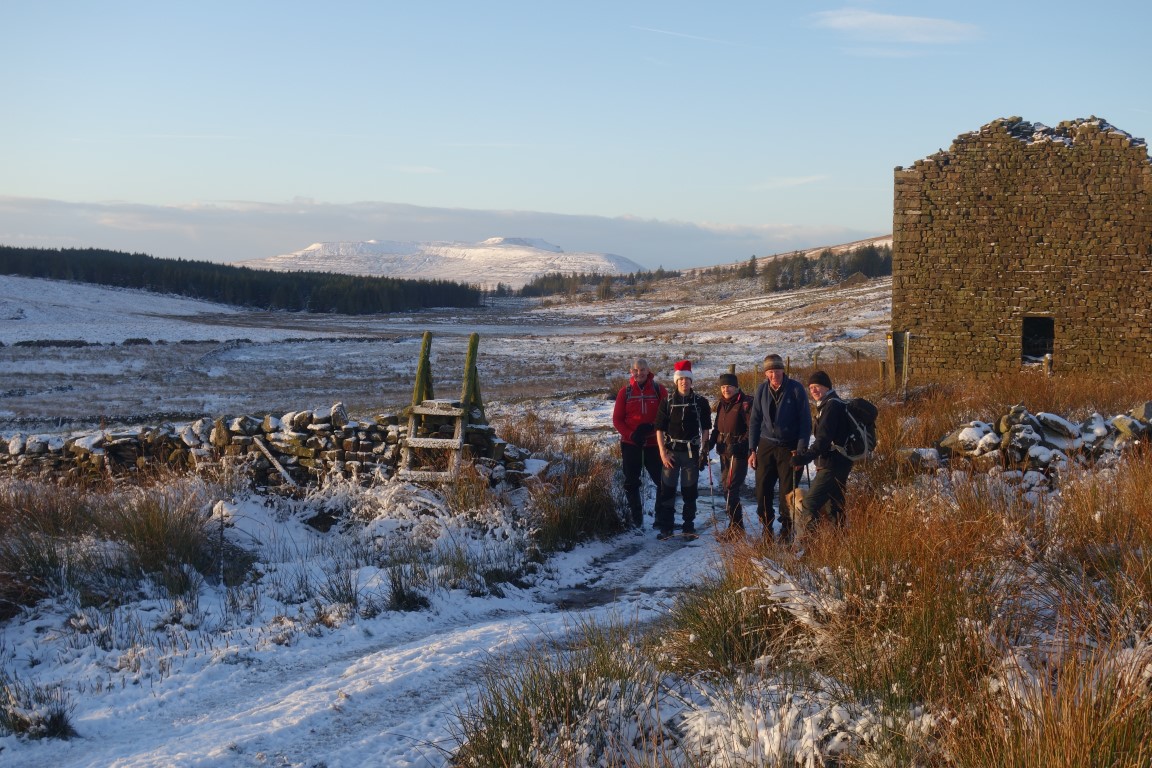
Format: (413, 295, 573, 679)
(705, 457, 720, 533)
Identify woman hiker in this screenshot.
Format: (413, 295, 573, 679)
(708, 371, 753, 541)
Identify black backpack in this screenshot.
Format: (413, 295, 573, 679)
(833, 397, 878, 461)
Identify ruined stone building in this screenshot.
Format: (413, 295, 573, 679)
(890, 116, 1152, 378)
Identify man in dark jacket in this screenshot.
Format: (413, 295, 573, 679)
(654, 360, 711, 540)
(748, 353, 812, 542)
(791, 370, 854, 534)
(708, 372, 752, 540)
(612, 358, 667, 527)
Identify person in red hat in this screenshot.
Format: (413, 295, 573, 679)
(612, 357, 668, 527)
(653, 360, 711, 540)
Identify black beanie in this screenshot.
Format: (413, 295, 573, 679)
(718, 373, 739, 387)
(807, 370, 832, 389)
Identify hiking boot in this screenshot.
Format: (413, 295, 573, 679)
(681, 525, 697, 541)
(656, 529, 676, 541)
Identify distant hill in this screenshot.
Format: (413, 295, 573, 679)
(692, 235, 894, 273)
(238, 237, 647, 290)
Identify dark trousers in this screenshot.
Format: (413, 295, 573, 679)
(754, 440, 801, 539)
(621, 441, 662, 524)
(718, 450, 749, 527)
(655, 449, 699, 532)
(800, 454, 853, 531)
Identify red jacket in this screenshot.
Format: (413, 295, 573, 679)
(613, 373, 667, 447)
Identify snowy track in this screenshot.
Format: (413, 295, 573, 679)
(7, 526, 724, 768)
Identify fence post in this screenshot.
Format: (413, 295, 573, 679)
(411, 331, 434, 406)
(460, 332, 486, 424)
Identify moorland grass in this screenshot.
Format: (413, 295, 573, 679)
(454, 366, 1152, 766)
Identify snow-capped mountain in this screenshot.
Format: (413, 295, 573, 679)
(238, 237, 646, 289)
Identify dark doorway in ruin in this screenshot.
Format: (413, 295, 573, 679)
(1021, 316, 1054, 362)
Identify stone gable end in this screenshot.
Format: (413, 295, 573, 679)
(891, 116, 1152, 377)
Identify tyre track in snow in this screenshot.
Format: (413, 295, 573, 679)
(13, 530, 723, 768)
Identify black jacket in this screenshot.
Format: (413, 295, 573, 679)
(655, 390, 712, 444)
(796, 390, 851, 469)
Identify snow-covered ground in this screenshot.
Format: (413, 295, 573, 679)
(0, 273, 888, 766)
(0, 273, 891, 434)
(1, 476, 733, 767)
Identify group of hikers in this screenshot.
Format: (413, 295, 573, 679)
(611, 354, 856, 542)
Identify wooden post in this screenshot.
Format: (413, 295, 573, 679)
(460, 332, 486, 424)
(411, 331, 434, 406)
(886, 332, 897, 389)
(901, 331, 911, 401)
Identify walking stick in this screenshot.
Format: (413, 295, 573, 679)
(705, 456, 721, 534)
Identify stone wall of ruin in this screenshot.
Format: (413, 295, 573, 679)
(891, 116, 1152, 377)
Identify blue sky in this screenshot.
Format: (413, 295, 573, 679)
(2, 1, 1149, 270)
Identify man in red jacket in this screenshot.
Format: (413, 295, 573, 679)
(612, 358, 667, 528)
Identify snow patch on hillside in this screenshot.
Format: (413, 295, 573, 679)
(239, 238, 645, 289)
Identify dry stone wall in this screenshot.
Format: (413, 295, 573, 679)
(891, 116, 1152, 377)
(0, 402, 524, 487)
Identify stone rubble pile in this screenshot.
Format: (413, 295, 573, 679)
(0, 402, 529, 488)
(905, 401, 1152, 491)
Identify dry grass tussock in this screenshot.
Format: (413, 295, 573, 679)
(630, 447, 1152, 764)
(0, 472, 230, 620)
(526, 435, 625, 552)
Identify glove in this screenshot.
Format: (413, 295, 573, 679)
(699, 454, 709, 470)
(790, 451, 812, 467)
(629, 423, 655, 445)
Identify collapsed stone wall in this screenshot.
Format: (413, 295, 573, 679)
(891, 116, 1152, 378)
(0, 402, 530, 487)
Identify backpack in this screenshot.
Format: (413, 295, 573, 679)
(833, 397, 878, 461)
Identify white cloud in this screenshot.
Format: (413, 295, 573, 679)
(812, 8, 981, 45)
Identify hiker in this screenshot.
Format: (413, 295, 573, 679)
(791, 370, 854, 532)
(707, 372, 753, 540)
(654, 360, 711, 540)
(612, 357, 668, 527)
(748, 353, 812, 542)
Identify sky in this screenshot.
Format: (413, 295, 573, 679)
(2, 1, 1149, 270)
